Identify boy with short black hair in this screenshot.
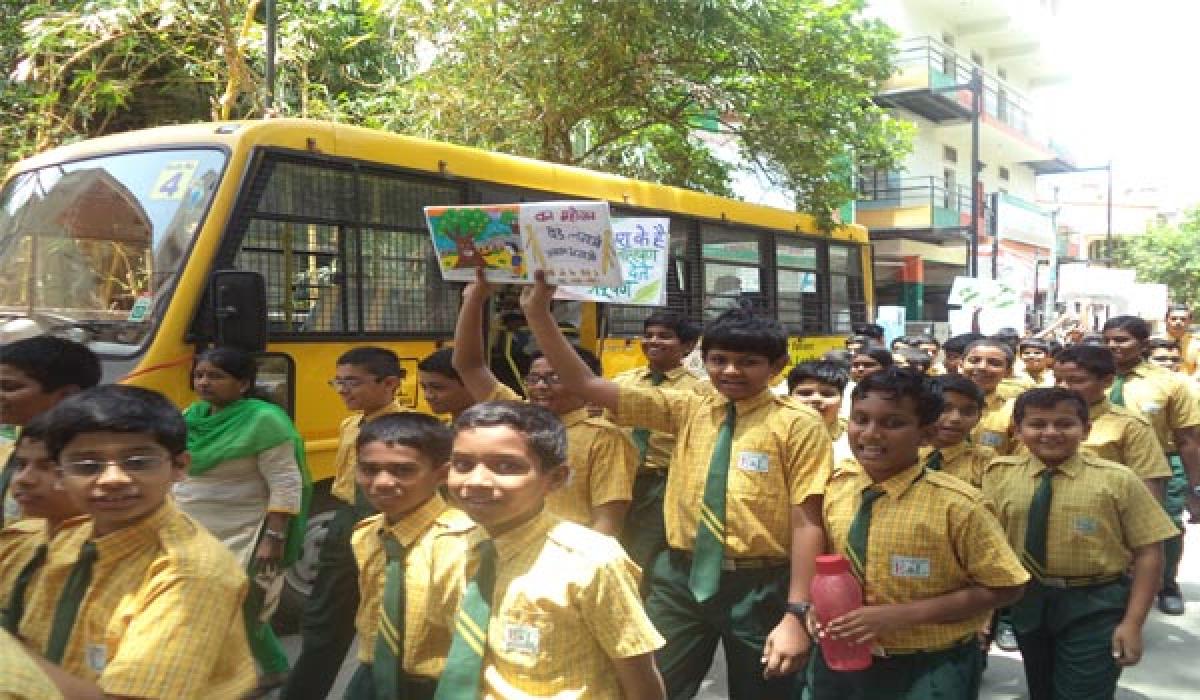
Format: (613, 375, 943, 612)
(912, 334, 944, 375)
(1, 415, 84, 633)
(284, 346, 409, 700)
(16, 385, 254, 699)
(942, 333, 985, 376)
(788, 360, 848, 439)
(1146, 338, 1181, 372)
(417, 348, 475, 420)
(0, 336, 101, 526)
(434, 400, 666, 699)
(984, 388, 1178, 700)
(923, 374, 995, 488)
(346, 413, 474, 700)
(519, 272, 830, 697)
(893, 347, 933, 375)
(810, 368, 1027, 698)
(612, 310, 703, 575)
(1019, 338, 1055, 387)
(963, 338, 1019, 454)
(452, 271, 634, 536)
(1053, 345, 1171, 498)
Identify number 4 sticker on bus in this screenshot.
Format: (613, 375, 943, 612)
(150, 160, 199, 200)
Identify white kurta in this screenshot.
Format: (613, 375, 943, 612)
(174, 441, 303, 567)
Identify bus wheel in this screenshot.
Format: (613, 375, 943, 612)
(273, 504, 336, 634)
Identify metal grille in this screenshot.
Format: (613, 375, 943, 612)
(229, 153, 464, 337)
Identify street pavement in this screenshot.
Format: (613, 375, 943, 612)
(278, 524, 1200, 699)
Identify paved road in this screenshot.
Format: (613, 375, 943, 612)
(278, 524, 1200, 699)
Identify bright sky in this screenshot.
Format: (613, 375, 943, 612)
(1041, 1, 1200, 207)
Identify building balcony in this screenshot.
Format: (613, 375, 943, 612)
(876, 37, 1076, 174)
(855, 175, 973, 243)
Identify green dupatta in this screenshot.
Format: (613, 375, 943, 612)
(182, 398, 312, 566)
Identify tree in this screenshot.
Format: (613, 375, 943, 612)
(4, 0, 911, 225)
(1110, 208, 1200, 308)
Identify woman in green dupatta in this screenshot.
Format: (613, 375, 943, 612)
(176, 347, 312, 695)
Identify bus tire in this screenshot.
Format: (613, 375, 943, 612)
(273, 486, 339, 635)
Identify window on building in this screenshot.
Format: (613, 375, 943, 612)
(999, 167, 1011, 182)
(829, 245, 867, 334)
(971, 51, 984, 66)
(943, 146, 958, 163)
(998, 67, 1008, 80)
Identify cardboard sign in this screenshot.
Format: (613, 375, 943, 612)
(426, 201, 622, 287)
(557, 218, 669, 305)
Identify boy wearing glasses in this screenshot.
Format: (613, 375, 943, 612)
(284, 346, 408, 700)
(14, 385, 255, 699)
(452, 269, 635, 536)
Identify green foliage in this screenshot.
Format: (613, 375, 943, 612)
(4, 0, 911, 225)
(1110, 208, 1200, 308)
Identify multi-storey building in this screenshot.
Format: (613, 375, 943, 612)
(859, 0, 1075, 321)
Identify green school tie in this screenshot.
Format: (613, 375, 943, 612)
(925, 449, 943, 471)
(630, 371, 666, 469)
(46, 541, 98, 663)
(1022, 467, 1055, 579)
(1109, 374, 1126, 407)
(372, 534, 408, 700)
(434, 539, 497, 700)
(3, 543, 47, 634)
(845, 486, 884, 583)
(689, 401, 737, 602)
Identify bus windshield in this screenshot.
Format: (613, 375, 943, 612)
(0, 149, 226, 355)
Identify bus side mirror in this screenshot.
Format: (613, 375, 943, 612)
(212, 270, 267, 352)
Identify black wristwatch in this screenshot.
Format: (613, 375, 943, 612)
(785, 601, 812, 620)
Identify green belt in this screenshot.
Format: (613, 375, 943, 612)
(1032, 573, 1123, 589)
(669, 548, 787, 572)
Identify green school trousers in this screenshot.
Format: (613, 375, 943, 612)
(1010, 578, 1131, 700)
(619, 471, 669, 586)
(1164, 454, 1186, 588)
(802, 639, 980, 700)
(343, 664, 437, 700)
(645, 548, 795, 700)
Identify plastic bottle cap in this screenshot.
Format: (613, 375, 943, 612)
(815, 554, 851, 575)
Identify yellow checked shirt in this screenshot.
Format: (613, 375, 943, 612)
(1166, 332, 1199, 375)
(611, 366, 703, 473)
(0, 518, 45, 615)
(19, 503, 254, 699)
(1114, 361, 1200, 454)
(487, 384, 636, 526)
(972, 392, 1015, 455)
(823, 461, 1028, 653)
(617, 387, 832, 559)
(983, 453, 1179, 579)
(0, 628, 62, 700)
(919, 442, 995, 489)
(1022, 369, 1056, 388)
(446, 511, 664, 699)
(997, 375, 1035, 401)
(1083, 400, 1172, 481)
(351, 496, 474, 674)
(332, 399, 412, 504)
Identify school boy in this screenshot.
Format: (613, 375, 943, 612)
(941, 333, 985, 376)
(808, 368, 1027, 699)
(519, 272, 830, 698)
(433, 400, 666, 699)
(17, 385, 254, 699)
(962, 339, 1019, 455)
(417, 348, 476, 421)
(284, 347, 408, 700)
(610, 310, 703, 574)
(1162, 303, 1199, 375)
(787, 361, 848, 440)
(1103, 315, 1200, 615)
(1146, 338, 1181, 372)
(1019, 338, 1056, 387)
(892, 347, 932, 376)
(452, 269, 634, 536)
(1, 416, 84, 632)
(920, 375, 995, 489)
(0, 336, 101, 526)
(983, 388, 1178, 700)
(346, 413, 474, 700)
(912, 334, 945, 375)
(1052, 345, 1171, 498)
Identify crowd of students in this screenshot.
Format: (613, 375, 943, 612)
(0, 281, 1196, 700)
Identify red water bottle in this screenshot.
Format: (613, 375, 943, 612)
(810, 554, 872, 671)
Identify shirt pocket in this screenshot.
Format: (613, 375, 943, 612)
(726, 429, 783, 498)
(495, 603, 564, 681)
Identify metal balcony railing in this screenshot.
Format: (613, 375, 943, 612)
(857, 175, 971, 218)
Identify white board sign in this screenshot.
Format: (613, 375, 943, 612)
(556, 218, 669, 305)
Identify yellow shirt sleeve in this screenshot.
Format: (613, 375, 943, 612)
(615, 385, 697, 435)
(1121, 417, 1173, 480)
(486, 383, 523, 402)
(583, 422, 636, 508)
(578, 552, 666, 660)
(1165, 375, 1200, 433)
(1118, 472, 1182, 549)
(0, 629, 62, 700)
(99, 567, 253, 699)
(783, 408, 834, 504)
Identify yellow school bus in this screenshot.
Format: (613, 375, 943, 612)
(0, 118, 872, 599)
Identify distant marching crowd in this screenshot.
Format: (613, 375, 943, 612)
(1, 277, 1198, 700)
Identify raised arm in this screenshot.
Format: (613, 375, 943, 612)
(518, 271, 620, 412)
(451, 267, 502, 401)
